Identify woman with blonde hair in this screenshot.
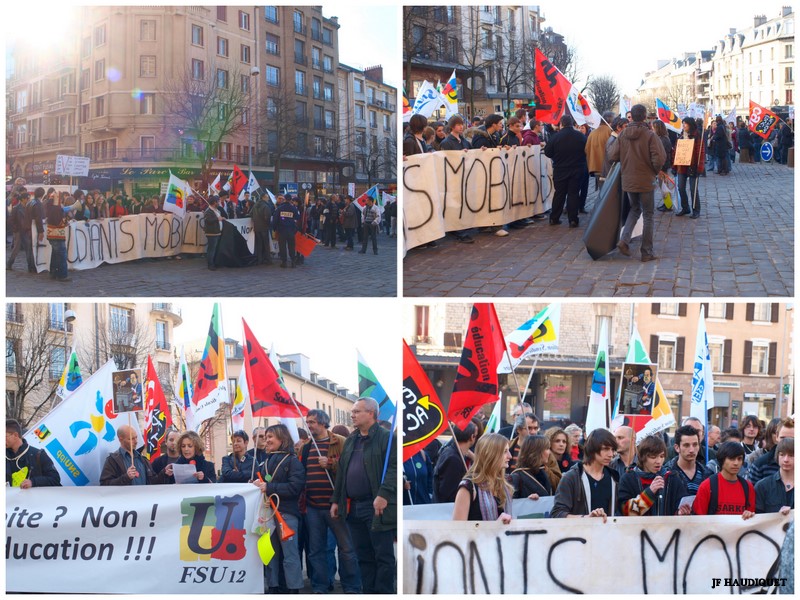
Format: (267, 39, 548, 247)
(164, 430, 216, 483)
(511, 435, 553, 499)
(452, 433, 513, 523)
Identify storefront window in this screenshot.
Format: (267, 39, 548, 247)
(543, 374, 571, 421)
(743, 393, 776, 422)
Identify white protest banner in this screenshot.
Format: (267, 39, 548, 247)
(405, 512, 791, 594)
(404, 497, 555, 520)
(55, 155, 91, 177)
(227, 217, 256, 255)
(403, 146, 553, 249)
(7, 483, 264, 594)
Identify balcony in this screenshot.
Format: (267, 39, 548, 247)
(49, 319, 74, 333)
(6, 359, 23, 376)
(294, 54, 307, 66)
(295, 85, 307, 96)
(313, 89, 322, 100)
(6, 307, 23, 324)
(322, 64, 334, 74)
(312, 59, 321, 70)
(311, 30, 322, 42)
(151, 303, 182, 325)
(156, 339, 171, 351)
(46, 95, 78, 113)
(293, 22, 307, 35)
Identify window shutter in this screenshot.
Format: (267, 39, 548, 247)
(675, 337, 685, 371)
(651, 304, 661, 315)
(746, 304, 755, 321)
(723, 339, 732, 373)
(649, 335, 659, 365)
(678, 304, 687, 317)
(743, 341, 753, 374)
(771, 304, 779, 323)
(701, 303, 709, 317)
(725, 303, 734, 320)
(768, 342, 777, 375)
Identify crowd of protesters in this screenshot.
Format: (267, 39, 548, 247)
(7, 399, 397, 594)
(403, 406, 794, 523)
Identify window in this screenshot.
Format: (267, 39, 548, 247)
(708, 340, 724, 373)
(295, 39, 305, 63)
(80, 103, 90, 124)
(311, 47, 321, 69)
(239, 10, 250, 31)
(95, 96, 105, 117)
(217, 37, 228, 57)
(323, 55, 333, 72)
(295, 101, 307, 122)
(325, 138, 334, 154)
(322, 27, 332, 45)
(95, 59, 105, 81)
(218, 103, 227, 120)
(241, 74, 250, 93)
(751, 343, 769, 375)
(81, 36, 91, 58)
(140, 55, 156, 77)
(140, 20, 156, 41)
(156, 321, 169, 350)
(264, 6, 278, 24)
(50, 348, 66, 380)
(325, 110, 334, 129)
(191, 24, 204, 46)
(49, 303, 66, 330)
(217, 69, 228, 89)
(297, 132, 307, 153)
(80, 68, 90, 90)
(311, 17, 321, 40)
(660, 303, 679, 316)
(355, 104, 365, 120)
(241, 44, 251, 64)
(787, 44, 794, 59)
(369, 110, 377, 127)
(265, 33, 280, 55)
(94, 24, 106, 47)
(294, 10, 304, 33)
(354, 78, 363, 94)
(141, 136, 155, 156)
(753, 303, 772, 322)
(217, 6, 227, 22)
(242, 107, 250, 125)
(6, 339, 18, 375)
(324, 82, 333, 101)
(371, 134, 379, 151)
(140, 93, 155, 115)
(658, 339, 676, 371)
(786, 67, 794, 83)
(265, 66, 280, 86)
(266, 98, 277, 117)
(383, 114, 390, 130)
(192, 59, 204, 80)
(314, 136, 323, 155)
(313, 76, 322, 98)
(110, 306, 133, 333)
(355, 131, 366, 146)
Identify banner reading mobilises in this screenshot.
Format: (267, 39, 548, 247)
(32, 214, 273, 272)
(6, 484, 264, 593)
(405, 512, 791, 594)
(403, 146, 554, 249)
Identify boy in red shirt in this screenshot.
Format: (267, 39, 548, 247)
(693, 441, 756, 518)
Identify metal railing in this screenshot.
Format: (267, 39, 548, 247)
(6, 308, 23, 324)
(156, 340, 171, 351)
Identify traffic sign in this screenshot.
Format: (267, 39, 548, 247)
(760, 142, 774, 162)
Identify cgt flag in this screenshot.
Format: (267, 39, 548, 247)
(242, 319, 308, 418)
(448, 304, 507, 429)
(143, 355, 172, 460)
(403, 340, 448, 461)
(497, 304, 560, 373)
(192, 303, 228, 426)
(230, 165, 249, 199)
(748, 100, 780, 139)
(533, 48, 573, 125)
(656, 98, 682, 133)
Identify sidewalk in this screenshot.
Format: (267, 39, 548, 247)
(403, 161, 793, 297)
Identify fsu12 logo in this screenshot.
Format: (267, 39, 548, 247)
(180, 494, 247, 561)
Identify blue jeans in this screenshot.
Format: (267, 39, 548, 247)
(620, 190, 654, 257)
(206, 235, 219, 269)
(346, 499, 396, 594)
(307, 506, 361, 593)
(266, 513, 304, 590)
(49, 239, 68, 279)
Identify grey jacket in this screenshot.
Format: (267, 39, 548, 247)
(551, 461, 620, 518)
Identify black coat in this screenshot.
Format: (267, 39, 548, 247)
(260, 450, 306, 517)
(511, 467, 553, 498)
(755, 471, 794, 514)
(220, 452, 256, 483)
(544, 127, 588, 178)
(6, 441, 61, 487)
(165, 454, 216, 483)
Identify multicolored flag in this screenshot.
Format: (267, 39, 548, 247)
(242, 319, 308, 418)
(354, 184, 381, 213)
(231, 367, 248, 432)
(611, 326, 651, 420)
(485, 397, 502, 434)
(191, 303, 228, 427)
(56, 343, 82, 400)
(656, 98, 682, 133)
(143, 355, 172, 461)
(24, 360, 143, 486)
(439, 69, 459, 118)
(619, 94, 631, 117)
(402, 89, 412, 123)
(635, 379, 677, 443)
(175, 345, 194, 430)
(533, 48, 573, 125)
(358, 350, 394, 422)
(163, 171, 189, 217)
(566, 85, 601, 129)
(748, 100, 780, 139)
(497, 304, 560, 373)
(448, 304, 507, 429)
(585, 320, 610, 435)
(403, 340, 448, 461)
(208, 174, 222, 196)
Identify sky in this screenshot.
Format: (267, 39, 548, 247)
(171, 299, 399, 397)
(539, 0, 791, 95)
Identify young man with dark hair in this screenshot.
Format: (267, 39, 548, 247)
(692, 441, 756, 518)
(6, 419, 61, 487)
(619, 435, 690, 516)
(551, 429, 619, 521)
(750, 417, 794, 484)
(666, 424, 713, 495)
(470, 114, 504, 149)
(739, 415, 762, 458)
(432, 423, 477, 502)
(755, 437, 794, 515)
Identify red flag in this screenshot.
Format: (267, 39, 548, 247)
(242, 319, 308, 418)
(143, 355, 172, 460)
(533, 48, 573, 125)
(230, 164, 248, 199)
(748, 100, 780, 139)
(448, 304, 507, 429)
(402, 340, 448, 461)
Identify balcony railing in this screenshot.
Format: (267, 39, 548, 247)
(6, 308, 23, 324)
(49, 319, 74, 332)
(312, 59, 321, 70)
(6, 359, 23, 376)
(293, 22, 306, 35)
(294, 54, 307, 66)
(156, 339, 171, 351)
(295, 85, 307, 96)
(313, 118, 324, 128)
(311, 30, 322, 42)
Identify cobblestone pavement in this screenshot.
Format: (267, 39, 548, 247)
(7, 233, 397, 297)
(403, 161, 793, 297)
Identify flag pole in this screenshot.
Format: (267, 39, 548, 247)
(447, 421, 468, 472)
(504, 347, 525, 411)
(287, 394, 335, 488)
(380, 408, 396, 485)
(127, 413, 135, 468)
(519, 359, 538, 405)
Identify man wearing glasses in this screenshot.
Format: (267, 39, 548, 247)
(330, 398, 396, 594)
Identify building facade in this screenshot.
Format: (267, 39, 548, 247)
(6, 6, 363, 196)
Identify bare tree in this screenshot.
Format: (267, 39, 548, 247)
(163, 65, 250, 189)
(402, 6, 456, 98)
(357, 133, 396, 187)
(262, 86, 298, 194)
(78, 312, 156, 376)
(5, 305, 65, 428)
(587, 75, 621, 115)
(495, 31, 529, 115)
(458, 6, 494, 119)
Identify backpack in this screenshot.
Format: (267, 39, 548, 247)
(707, 473, 750, 515)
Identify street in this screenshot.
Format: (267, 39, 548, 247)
(403, 161, 793, 297)
(7, 234, 397, 297)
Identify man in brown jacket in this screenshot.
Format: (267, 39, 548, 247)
(608, 104, 666, 262)
(585, 111, 615, 179)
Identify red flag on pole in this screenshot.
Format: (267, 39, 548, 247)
(230, 164, 249, 199)
(143, 355, 172, 460)
(447, 304, 507, 429)
(533, 48, 573, 125)
(242, 318, 308, 418)
(403, 340, 448, 461)
(748, 100, 780, 139)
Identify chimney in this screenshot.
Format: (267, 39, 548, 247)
(364, 65, 383, 83)
(729, 28, 736, 35)
(782, 6, 792, 17)
(754, 14, 767, 27)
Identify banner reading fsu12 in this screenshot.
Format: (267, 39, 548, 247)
(6, 484, 263, 593)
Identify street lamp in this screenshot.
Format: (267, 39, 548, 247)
(63, 309, 77, 381)
(249, 66, 260, 175)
